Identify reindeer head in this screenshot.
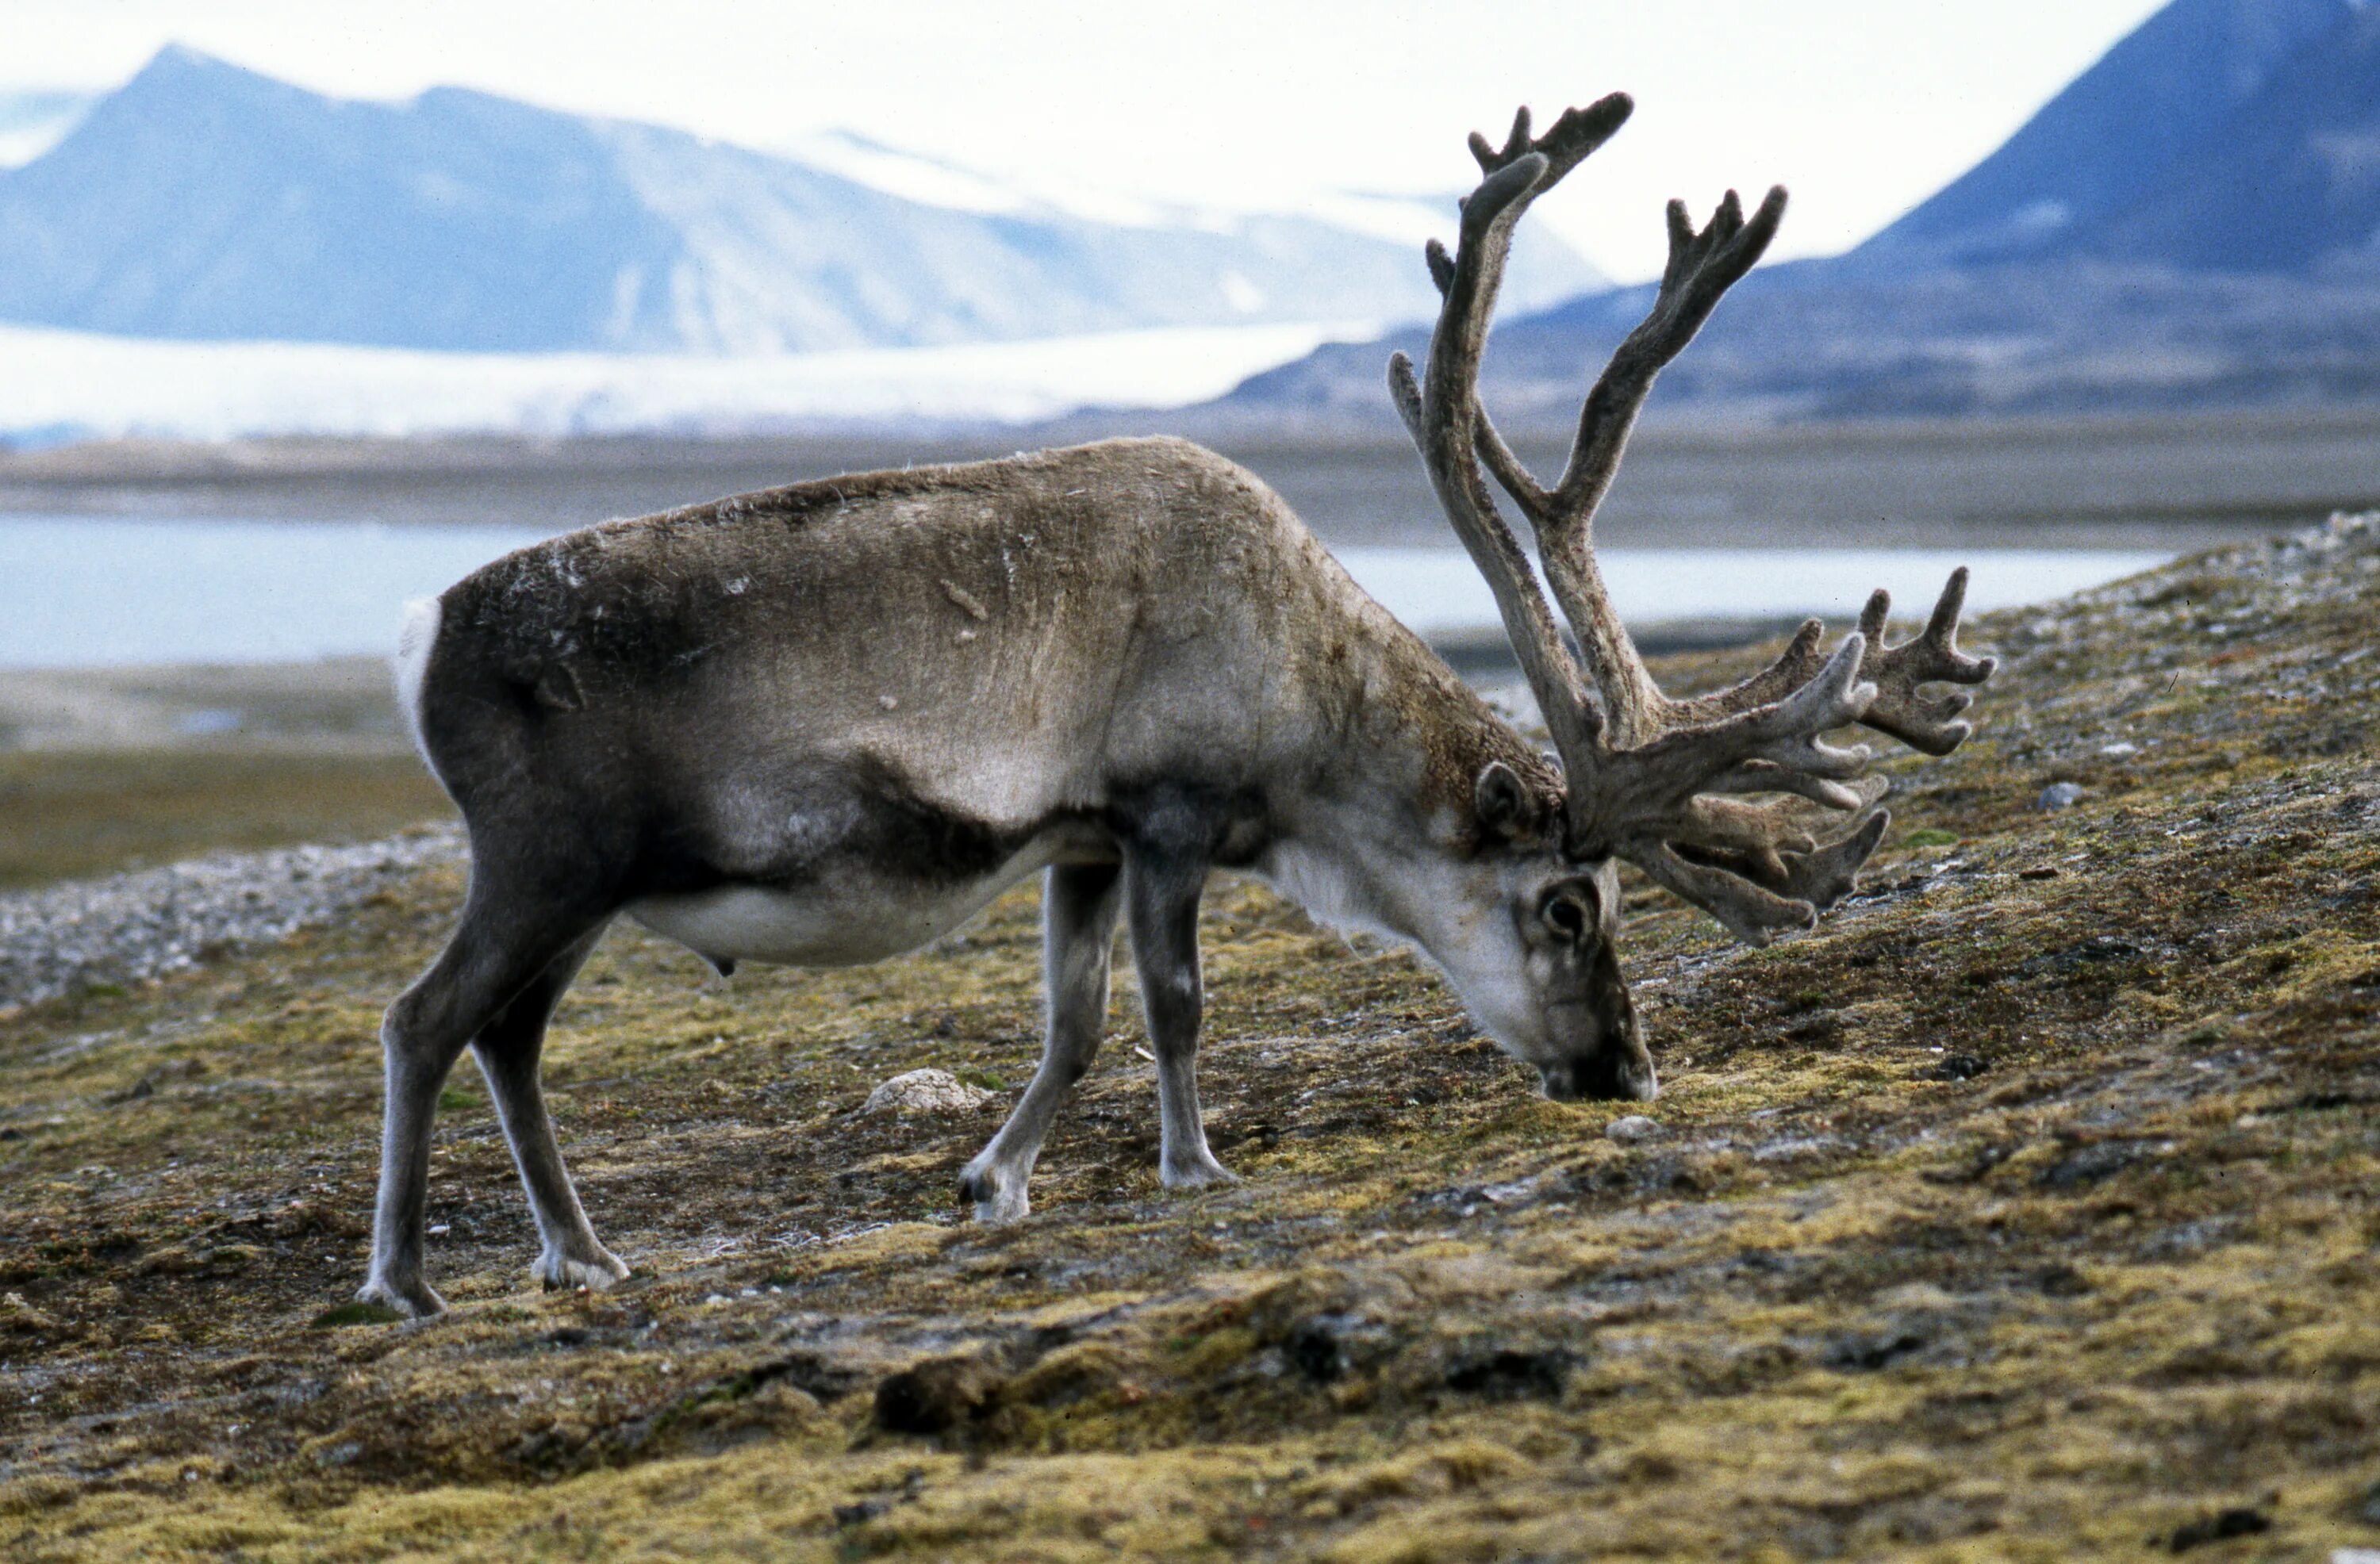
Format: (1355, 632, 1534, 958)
(1449, 758, 1649, 1102)
(1395, 100, 1996, 1102)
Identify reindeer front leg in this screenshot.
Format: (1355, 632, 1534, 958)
(961, 863, 1123, 1223)
(1125, 845, 1237, 1191)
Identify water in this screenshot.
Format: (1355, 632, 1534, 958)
(1332, 546, 2175, 638)
(0, 516, 551, 668)
(0, 514, 2172, 669)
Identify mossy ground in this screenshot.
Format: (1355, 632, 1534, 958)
(0, 749, 447, 888)
(5, 527, 2379, 1561)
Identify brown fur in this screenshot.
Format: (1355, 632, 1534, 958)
(360, 434, 1626, 1318)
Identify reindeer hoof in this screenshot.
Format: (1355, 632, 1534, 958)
(1161, 1154, 1241, 1191)
(356, 1273, 446, 1321)
(959, 1162, 1031, 1225)
(533, 1247, 631, 1293)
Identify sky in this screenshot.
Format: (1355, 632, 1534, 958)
(1, 0, 2171, 282)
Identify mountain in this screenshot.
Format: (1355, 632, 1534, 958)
(1853, 0, 2356, 271)
(0, 48, 1601, 356)
(0, 89, 93, 167)
(1206, 0, 2380, 431)
(2077, 3, 2380, 273)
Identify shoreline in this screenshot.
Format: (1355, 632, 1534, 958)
(5, 404, 2373, 549)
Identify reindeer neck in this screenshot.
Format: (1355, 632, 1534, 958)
(1256, 616, 1548, 951)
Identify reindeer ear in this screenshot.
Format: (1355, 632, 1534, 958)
(1474, 761, 1537, 841)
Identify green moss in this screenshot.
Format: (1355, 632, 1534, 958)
(0, 747, 451, 888)
(7, 528, 2380, 1558)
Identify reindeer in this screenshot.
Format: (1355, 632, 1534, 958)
(361, 96, 1993, 1317)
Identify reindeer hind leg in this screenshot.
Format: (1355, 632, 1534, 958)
(360, 869, 612, 1319)
(470, 923, 628, 1294)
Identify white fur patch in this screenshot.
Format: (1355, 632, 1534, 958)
(394, 596, 444, 790)
(628, 837, 1065, 969)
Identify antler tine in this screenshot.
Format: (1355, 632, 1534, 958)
(1561, 185, 1790, 531)
(1633, 843, 1818, 945)
(1669, 798, 1893, 913)
(1663, 565, 1998, 758)
(1628, 794, 1891, 947)
(1390, 150, 1600, 762)
(1582, 631, 1895, 937)
(1395, 102, 1996, 948)
(1428, 98, 1633, 523)
(1392, 96, 1633, 769)
(1469, 97, 1634, 183)
(1854, 568, 2001, 754)
(1496, 185, 1791, 752)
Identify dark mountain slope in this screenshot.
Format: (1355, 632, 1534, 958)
(1853, 0, 2351, 270)
(2081, 4, 2380, 273)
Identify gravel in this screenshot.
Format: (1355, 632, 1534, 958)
(0, 825, 464, 1011)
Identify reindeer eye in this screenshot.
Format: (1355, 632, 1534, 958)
(1543, 894, 1588, 940)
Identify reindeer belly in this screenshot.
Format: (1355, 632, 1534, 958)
(625, 831, 1092, 968)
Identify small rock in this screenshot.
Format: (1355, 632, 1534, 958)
(2036, 1140, 2151, 1190)
(0, 1291, 60, 1336)
(1821, 1328, 1928, 1372)
(1444, 1347, 1576, 1400)
(2164, 1506, 2269, 1552)
(2037, 781, 2086, 811)
(873, 1355, 1004, 1434)
(2360, 1478, 2380, 1526)
(2099, 741, 2140, 757)
(1605, 1115, 1663, 1144)
(863, 1068, 992, 1117)
(1752, 1134, 1848, 1163)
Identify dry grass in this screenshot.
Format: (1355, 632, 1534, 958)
(4, 526, 2379, 1560)
(0, 749, 450, 888)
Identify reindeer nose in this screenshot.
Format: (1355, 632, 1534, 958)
(1538, 1052, 1656, 1103)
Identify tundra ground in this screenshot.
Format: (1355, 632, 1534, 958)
(3, 522, 2378, 1561)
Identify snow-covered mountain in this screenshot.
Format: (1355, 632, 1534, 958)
(0, 48, 1601, 357)
(0, 90, 93, 167)
(0, 317, 1375, 445)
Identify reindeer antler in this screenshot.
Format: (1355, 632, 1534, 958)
(1393, 101, 1996, 945)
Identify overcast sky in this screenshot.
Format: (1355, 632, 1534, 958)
(5, 1, 2168, 280)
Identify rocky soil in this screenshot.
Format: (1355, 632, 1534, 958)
(2, 519, 2378, 1562)
(0, 826, 461, 1012)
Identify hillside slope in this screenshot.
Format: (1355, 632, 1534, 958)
(1852, 0, 2353, 271)
(4, 518, 2380, 1558)
(1202, 259, 2380, 429)
(2079, 5, 2380, 274)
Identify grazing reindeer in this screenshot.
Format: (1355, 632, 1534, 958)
(362, 95, 1993, 1317)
